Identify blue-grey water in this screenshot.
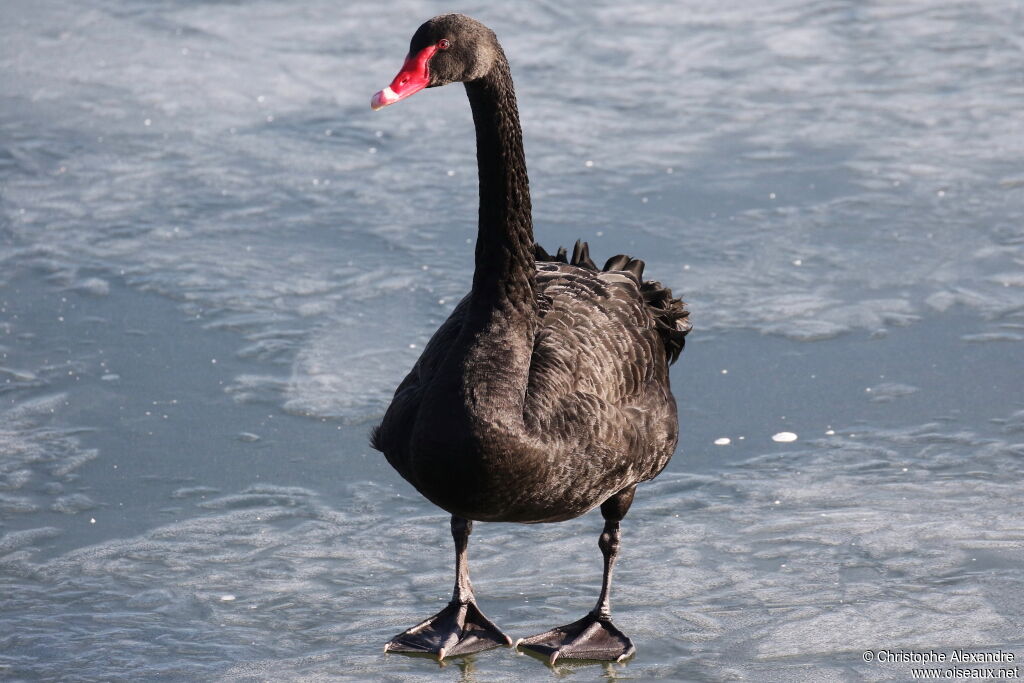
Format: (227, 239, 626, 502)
(2, 0, 1023, 680)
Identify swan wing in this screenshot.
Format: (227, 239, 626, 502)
(526, 257, 682, 482)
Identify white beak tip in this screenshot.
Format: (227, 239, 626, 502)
(371, 87, 399, 111)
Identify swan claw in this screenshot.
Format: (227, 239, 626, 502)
(385, 600, 512, 660)
(516, 613, 635, 664)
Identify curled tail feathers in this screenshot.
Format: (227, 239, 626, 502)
(535, 240, 691, 364)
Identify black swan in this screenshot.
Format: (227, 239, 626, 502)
(369, 14, 690, 664)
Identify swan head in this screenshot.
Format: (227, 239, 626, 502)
(371, 14, 499, 110)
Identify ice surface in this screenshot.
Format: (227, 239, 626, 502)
(3, 0, 1024, 417)
(2, 410, 1023, 680)
(2, 0, 1023, 679)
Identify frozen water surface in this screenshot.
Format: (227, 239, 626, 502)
(2, 0, 1023, 679)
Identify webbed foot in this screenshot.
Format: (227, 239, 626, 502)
(516, 612, 635, 664)
(385, 599, 512, 660)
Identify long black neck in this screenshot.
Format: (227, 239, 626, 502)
(463, 50, 535, 318)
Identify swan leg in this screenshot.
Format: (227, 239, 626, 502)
(385, 516, 512, 660)
(517, 487, 637, 665)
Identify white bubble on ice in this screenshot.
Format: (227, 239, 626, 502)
(772, 431, 798, 442)
(714, 437, 731, 446)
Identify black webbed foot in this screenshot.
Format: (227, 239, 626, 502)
(516, 612, 635, 665)
(518, 488, 639, 665)
(385, 599, 512, 660)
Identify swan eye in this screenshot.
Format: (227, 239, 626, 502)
(438, 39, 451, 50)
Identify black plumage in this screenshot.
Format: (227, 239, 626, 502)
(369, 14, 690, 663)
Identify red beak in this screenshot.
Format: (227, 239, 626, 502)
(371, 45, 439, 110)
